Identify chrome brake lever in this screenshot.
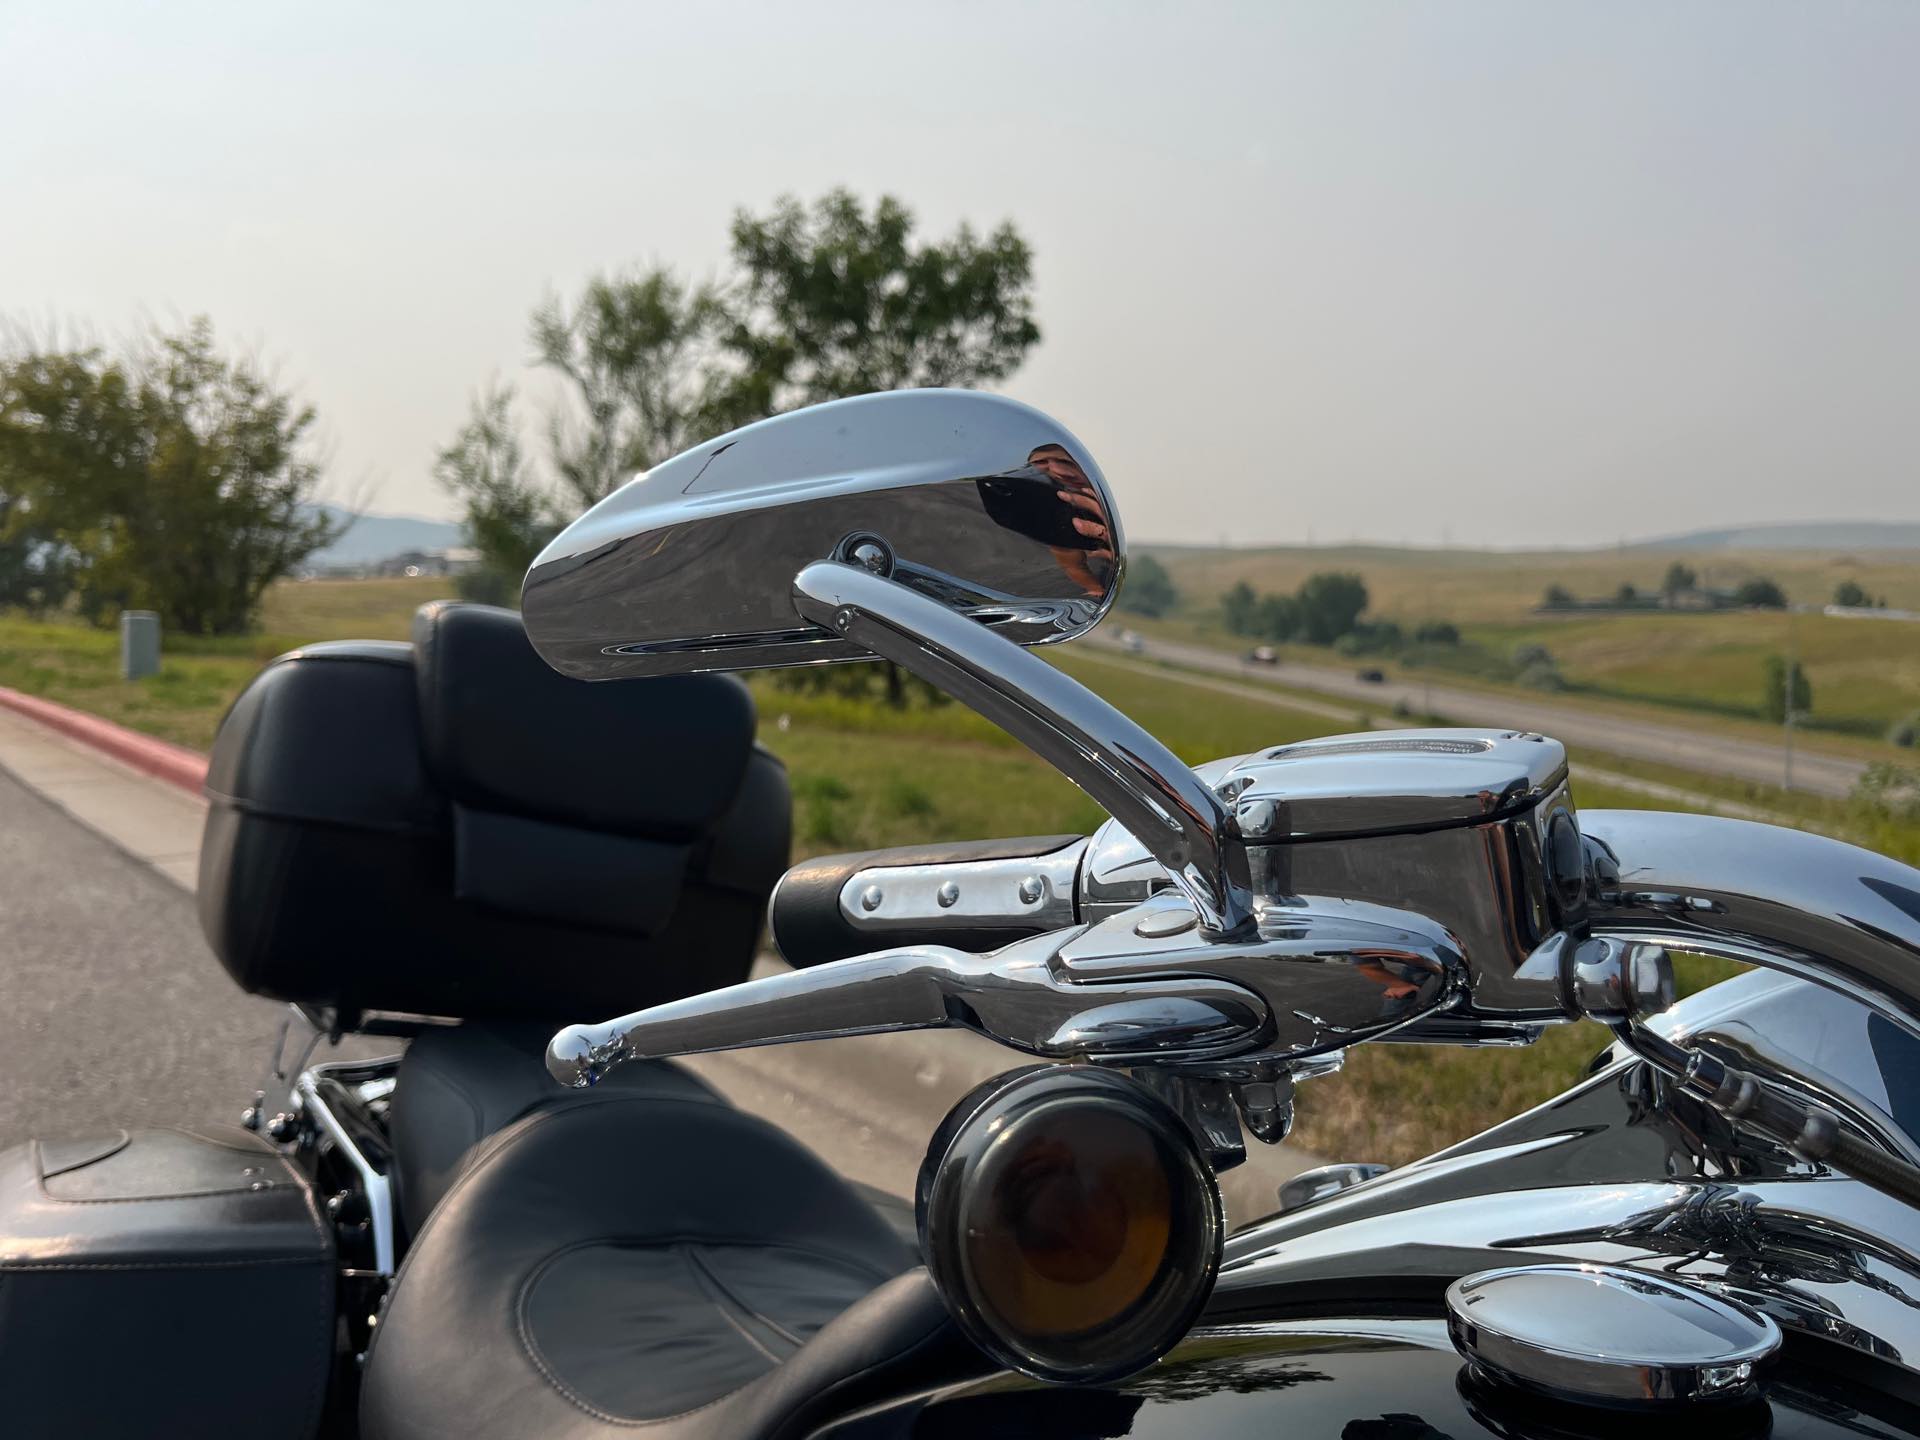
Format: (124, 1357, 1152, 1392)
(547, 924, 1268, 1087)
(547, 896, 1470, 1091)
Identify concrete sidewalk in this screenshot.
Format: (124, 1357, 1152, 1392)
(0, 705, 206, 889)
(0, 700, 1321, 1221)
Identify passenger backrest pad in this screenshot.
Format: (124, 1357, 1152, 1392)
(198, 602, 789, 1022)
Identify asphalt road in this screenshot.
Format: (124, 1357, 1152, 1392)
(0, 766, 299, 1148)
(1092, 633, 1866, 799)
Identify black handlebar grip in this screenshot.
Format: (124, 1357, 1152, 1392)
(770, 835, 1084, 969)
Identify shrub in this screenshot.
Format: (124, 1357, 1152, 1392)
(1852, 763, 1920, 823)
(1508, 642, 1564, 690)
(1512, 643, 1556, 670)
(1335, 620, 1402, 656)
(1414, 620, 1460, 645)
(883, 778, 936, 818)
(1734, 577, 1788, 608)
(1888, 711, 1920, 749)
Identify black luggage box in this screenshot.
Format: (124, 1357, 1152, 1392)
(0, 1126, 334, 1440)
(197, 603, 790, 1022)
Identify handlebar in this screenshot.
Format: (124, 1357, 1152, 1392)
(1582, 809, 1920, 1037)
(549, 767, 1920, 1198)
(770, 835, 1087, 968)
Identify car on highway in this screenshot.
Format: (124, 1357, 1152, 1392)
(1356, 667, 1386, 683)
(1119, 629, 1146, 653)
(1245, 645, 1277, 664)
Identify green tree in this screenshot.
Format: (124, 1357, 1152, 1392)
(438, 192, 1041, 619)
(1414, 620, 1460, 645)
(1763, 655, 1812, 722)
(1221, 580, 1259, 635)
(1255, 592, 1302, 642)
(1734, 577, 1787, 608)
(1614, 582, 1640, 607)
(433, 383, 550, 603)
(531, 269, 728, 510)
(1661, 561, 1697, 602)
(1541, 584, 1576, 610)
(1296, 572, 1369, 644)
(0, 444, 78, 613)
(0, 320, 336, 634)
(717, 190, 1039, 420)
(1833, 579, 1869, 608)
(1118, 553, 1176, 617)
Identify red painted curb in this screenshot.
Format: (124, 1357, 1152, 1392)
(0, 685, 209, 795)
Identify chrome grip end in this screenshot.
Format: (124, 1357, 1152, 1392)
(547, 1024, 626, 1088)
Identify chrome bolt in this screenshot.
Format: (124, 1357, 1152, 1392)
(849, 540, 890, 576)
(936, 881, 960, 908)
(860, 886, 884, 912)
(1017, 874, 1046, 905)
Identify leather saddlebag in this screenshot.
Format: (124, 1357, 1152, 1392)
(0, 1126, 334, 1440)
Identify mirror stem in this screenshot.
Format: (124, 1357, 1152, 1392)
(792, 560, 1257, 937)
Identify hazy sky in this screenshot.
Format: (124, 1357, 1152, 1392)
(6, 2, 1917, 546)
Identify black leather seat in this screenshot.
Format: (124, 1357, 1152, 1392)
(386, 1020, 727, 1239)
(359, 1089, 977, 1440)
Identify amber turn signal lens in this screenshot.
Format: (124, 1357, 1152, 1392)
(917, 1067, 1222, 1385)
(967, 1109, 1173, 1337)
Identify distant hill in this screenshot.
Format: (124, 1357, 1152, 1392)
(305, 505, 465, 568)
(1631, 521, 1920, 552)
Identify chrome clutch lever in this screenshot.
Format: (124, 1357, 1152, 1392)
(546, 924, 1272, 1088)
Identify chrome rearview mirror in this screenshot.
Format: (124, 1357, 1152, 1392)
(522, 389, 1124, 681)
(523, 388, 1255, 936)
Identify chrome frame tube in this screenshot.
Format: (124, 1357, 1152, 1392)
(294, 1062, 399, 1276)
(791, 559, 1257, 937)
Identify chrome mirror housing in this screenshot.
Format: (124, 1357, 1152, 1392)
(524, 387, 1252, 934)
(521, 389, 1123, 680)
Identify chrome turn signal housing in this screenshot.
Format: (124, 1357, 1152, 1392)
(915, 1067, 1223, 1384)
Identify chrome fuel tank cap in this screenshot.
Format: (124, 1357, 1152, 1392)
(1446, 1264, 1781, 1409)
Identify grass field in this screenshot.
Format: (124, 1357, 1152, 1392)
(2, 576, 1912, 1163)
(1149, 543, 1920, 622)
(1145, 543, 1920, 749)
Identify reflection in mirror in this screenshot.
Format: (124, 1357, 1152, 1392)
(521, 390, 1123, 680)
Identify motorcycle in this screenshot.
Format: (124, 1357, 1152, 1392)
(5, 389, 1918, 1440)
